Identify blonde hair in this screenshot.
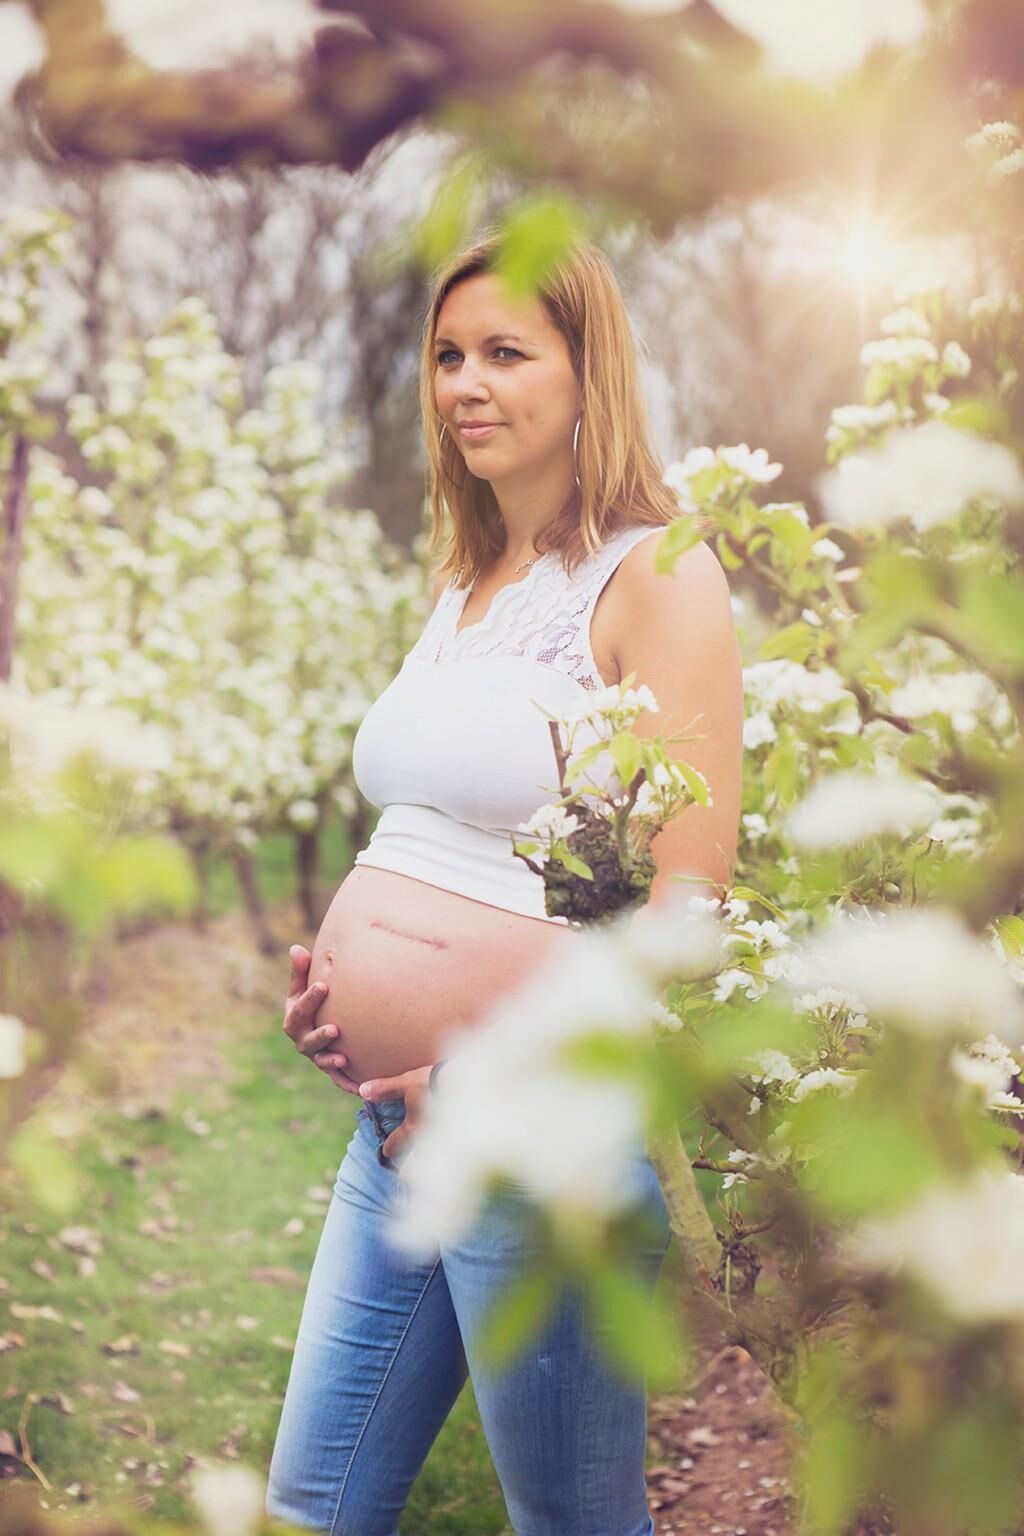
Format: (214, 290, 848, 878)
(418, 228, 683, 588)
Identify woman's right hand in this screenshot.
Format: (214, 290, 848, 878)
(283, 944, 361, 1096)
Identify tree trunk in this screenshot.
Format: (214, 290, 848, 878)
(188, 840, 212, 935)
(0, 433, 30, 683)
(232, 848, 277, 954)
(295, 826, 324, 930)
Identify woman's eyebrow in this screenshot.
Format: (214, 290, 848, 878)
(433, 332, 528, 347)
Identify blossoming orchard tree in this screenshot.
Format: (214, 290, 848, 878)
(2, 207, 428, 949)
(3, 2, 1024, 1534)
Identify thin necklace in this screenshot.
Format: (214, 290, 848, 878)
(510, 554, 538, 574)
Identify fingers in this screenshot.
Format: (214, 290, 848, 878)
(283, 981, 330, 1042)
(325, 1068, 361, 1095)
(287, 944, 313, 1000)
(358, 1071, 403, 1099)
(312, 1050, 349, 1072)
(296, 1022, 340, 1057)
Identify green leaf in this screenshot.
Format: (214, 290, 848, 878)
(797, 1402, 875, 1536)
(607, 730, 643, 789)
(729, 884, 790, 920)
(413, 153, 486, 270)
(993, 915, 1024, 960)
(790, 1097, 943, 1220)
(941, 394, 1013, 438)
(958, 567, 1024, 667)
(757, 620, 820, 663)
(716, 531, 744, 570)
(762, 727, 802, 804)
(8, 1117, 80, 1213)
(673, 758, 710, 806)
(476, 1265, 559, 1372)
(654, 517, 705, 571)
(837, 549, 938, 671)
(494, 194, 588, 300)
(563, 740, 609, 784)
(584, 1257, 688, 1391)
(920, 1393, 1024, 1536)
(766, 507, 815, 559)
(702, 995, 814, 1077)
(557, 851, 594, 880)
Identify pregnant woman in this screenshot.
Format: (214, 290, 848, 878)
(266, 230, 743, 1536)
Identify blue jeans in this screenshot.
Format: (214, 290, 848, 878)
(266, 1095, 671, 1536)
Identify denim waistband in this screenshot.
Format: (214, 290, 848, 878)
(358, 1095, 407, 1169)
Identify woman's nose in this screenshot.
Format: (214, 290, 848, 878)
(452, 361, 490, 398)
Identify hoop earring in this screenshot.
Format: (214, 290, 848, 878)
(572, 415, 582, 490)
(439, 423, 447, 448)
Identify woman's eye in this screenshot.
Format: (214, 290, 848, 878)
(434, 347, 522, 366)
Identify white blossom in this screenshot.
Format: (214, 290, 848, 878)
(839, 1167, 1024, 1324)
(991, 147, 1024, 177)
(817, 420, 1024, 533)
(0, 684, 170, 787)
(649, 999, 685, 1033)
(860, 336, 939, 371)
(879, 306, 932, 339)
(742, 812, 770, 843)
(890, 670, 1005, 734)
(828, 400, 902, 433)
(743, 710, 777, 750)
(517, 804, 580, 841)
(950, 1034, 1022, 1109)
(786, 769, 939, 849)
(0, 1015, 28, 1078)
(746, 1048, 800, 1086)
(663, 446, 718, 511)
(968, 290, 1022, 323)
(189, 1461, 265, 1536)
(795, 987, 868, 1022)
(392, 890, 721, 1253)
(790, 1067, 857, 1101)
(812, 536, 846, 562)
(718, 443, 783, 483)
(965, 120, 1021, 152)
(743, 660, 858, 729)
(713, 968, 767, 1003)
(797, 906, 1024, 1043)
(941, 340, 972, 378)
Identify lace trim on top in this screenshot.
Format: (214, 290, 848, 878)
(405, 525, 663, 693)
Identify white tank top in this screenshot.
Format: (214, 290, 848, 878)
(351, 523, 667, 924)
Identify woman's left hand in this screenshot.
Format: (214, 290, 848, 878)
(359, 1064, 435, 1164)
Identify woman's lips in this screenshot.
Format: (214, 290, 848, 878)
(458, 424, 501, 439)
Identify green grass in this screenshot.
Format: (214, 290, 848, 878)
(0, 1016, 512, 1533)
(1, 983, 698, 1536)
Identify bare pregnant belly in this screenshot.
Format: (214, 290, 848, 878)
(306, 865, 577, 1085)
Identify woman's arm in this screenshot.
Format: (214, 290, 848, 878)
(607, 536, 744, 908)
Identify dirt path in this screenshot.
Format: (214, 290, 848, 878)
(50, 903, 310, 1118)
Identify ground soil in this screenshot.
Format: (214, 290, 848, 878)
(46, 902, 892, 1536)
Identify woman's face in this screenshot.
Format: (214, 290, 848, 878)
(432, 271, 581, 487)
